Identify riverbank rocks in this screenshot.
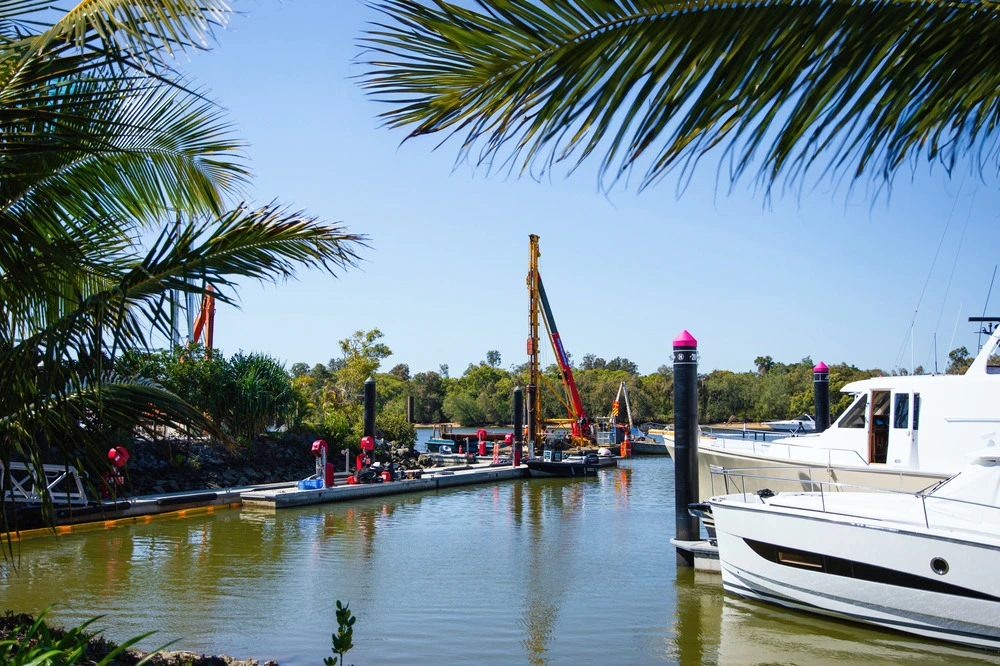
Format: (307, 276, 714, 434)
(139, 651, 278, 665)
(123, 434, 429, 495)
(125, 435, 318, 496)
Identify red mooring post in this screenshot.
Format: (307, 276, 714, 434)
(673, 330, 700, 566)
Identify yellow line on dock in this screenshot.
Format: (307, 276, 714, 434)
(9, 502, 241, 542)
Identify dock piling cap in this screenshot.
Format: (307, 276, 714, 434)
(814, 361, 829, 373)
(673, 330, 697, 348)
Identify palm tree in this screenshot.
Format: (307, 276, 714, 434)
(361, 0, 1000, 195)
(1, 1, 366, 532)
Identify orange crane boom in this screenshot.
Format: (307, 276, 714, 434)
(191, 285, 216, 350)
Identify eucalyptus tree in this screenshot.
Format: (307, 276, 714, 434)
(361, 0, 1000, 195)
(1, 1, 365, 531)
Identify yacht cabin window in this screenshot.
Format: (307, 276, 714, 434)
(914, 393, 920, 430)
(840, 394, 867, 428)
(893, 393, 909, 429)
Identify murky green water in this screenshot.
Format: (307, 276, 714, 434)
(2, 458, 998, 664)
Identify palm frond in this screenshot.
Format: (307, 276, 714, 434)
(2, 66, 248, 221)
(360, 0, 1000, 193)
(0, 0, 369, 546)
(29, 0, 234, 66)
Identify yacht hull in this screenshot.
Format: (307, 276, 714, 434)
(629, 439, 670, 455)
(665, 439, 945, 501)
(712, 499, 1000, 650)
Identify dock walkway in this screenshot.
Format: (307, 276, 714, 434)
(11, 464, 531, 539)
(242, 464, 528, 510)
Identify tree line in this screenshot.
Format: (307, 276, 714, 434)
(102, 328, 983, 457)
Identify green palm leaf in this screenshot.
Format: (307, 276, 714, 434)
(28, 0, 234, 66)
(361, 0, 1000, 193)
(0, 2, 368, 545)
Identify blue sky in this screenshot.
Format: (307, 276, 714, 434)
(178, 0, 1000, 376)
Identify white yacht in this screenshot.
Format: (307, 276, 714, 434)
(763, 413, 815, 432)
(705, 452, 1000, 650)
(667, 326, 1000, 498)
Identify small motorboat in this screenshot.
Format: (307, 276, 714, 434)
(762, 414, 815, 432)
(703, 451, 1000, 650)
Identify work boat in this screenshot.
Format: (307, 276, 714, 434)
(668, 326, 1000, 498)
(704, 452, 1000, 650)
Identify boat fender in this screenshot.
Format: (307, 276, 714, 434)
(108, 446, 129, 467)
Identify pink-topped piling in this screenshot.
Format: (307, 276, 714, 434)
(673, 330, 699, 566)
(813, 361, 830, 432)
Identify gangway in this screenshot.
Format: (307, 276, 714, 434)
(2, 462, 89, 506)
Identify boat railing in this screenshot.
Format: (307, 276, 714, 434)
(709, 465, 999, 532)
(1, 462, 89, 506)
(706, 437, 871, 468)
(700, 425, 783, 442)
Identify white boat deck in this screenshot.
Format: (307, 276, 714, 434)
(715, 484, 1000, 543)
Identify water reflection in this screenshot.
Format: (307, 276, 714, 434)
(518, 479, 588, 664)
(1, 459, 994, 665)
(717, 595, 1000, 665)
(667, 568, 723, 664)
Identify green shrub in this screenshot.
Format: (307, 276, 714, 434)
(374, 412, 415, 447)
(0, 605, 167, 665)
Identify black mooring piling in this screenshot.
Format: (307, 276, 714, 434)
(673, 330, 700, 566)
(363, 376, 376, 439)
(813, 362, 830, 433)
(406, 395, 414, 424)
(513, 386, 523, 467)
(525, 384, 537, 459)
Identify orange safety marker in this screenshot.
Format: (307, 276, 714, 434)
(7, 502, 240, 542)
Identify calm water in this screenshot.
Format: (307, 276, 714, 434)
(2, 457, 999, 664)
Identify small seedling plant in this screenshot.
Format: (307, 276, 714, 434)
(324, 600, 356, 666)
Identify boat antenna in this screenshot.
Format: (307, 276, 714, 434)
(896, 174, 967, 372)
(926, 190, 975, 370)
(934, 333, 938, 375)
(947, 303, 963, 369)
(977, 265, 998, 352)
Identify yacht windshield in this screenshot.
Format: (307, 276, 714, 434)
(839, 394, 867, 428)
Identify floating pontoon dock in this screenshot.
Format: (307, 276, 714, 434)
(242, 464, 529, 510)
(9, 464, 533, 538)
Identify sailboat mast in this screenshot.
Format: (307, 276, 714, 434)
(528, 234, 541, 458)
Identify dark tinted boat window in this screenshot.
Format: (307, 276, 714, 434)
(840, 394, 867, 428)
(914, 393, 920, 430)
(893, 393, 909, 429)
